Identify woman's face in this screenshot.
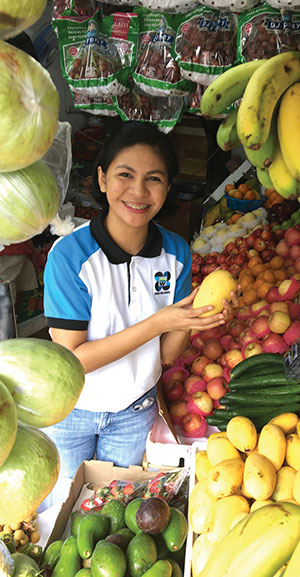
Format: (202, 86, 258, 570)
(97, 144, 170, 230)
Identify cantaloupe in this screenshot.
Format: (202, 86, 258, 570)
(192, 270, 237, 317)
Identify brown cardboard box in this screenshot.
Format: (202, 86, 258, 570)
(172, 117, 208, 182)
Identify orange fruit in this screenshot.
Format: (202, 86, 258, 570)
(233, 190, 243, 199)
(238, 183, 249, 194)
(273, 269, 287, 281)
(257, 282, 274, 299)
(240, 275, 254, 291)
(265, 188, 276, 198)
(225, 183, 235, 193)
(253, 278, 265, 291)
(251, 263, 266, 278)
(231, 213, 242, 223)
(244, 189, 256, 200)
(269, 256, 284, 270)
(261, 270, 276, 283)
(248, 256, 263, 269)
(243, 288, 259, 305)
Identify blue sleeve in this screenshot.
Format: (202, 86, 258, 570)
(174, 242, 192, 303)
(44, 240, 91, 326)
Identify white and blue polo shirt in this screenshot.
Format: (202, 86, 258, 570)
(44, 210, 192, 413)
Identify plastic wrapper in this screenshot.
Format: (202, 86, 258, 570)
(42, 121, 72, 206)
(116, 87, 185, 132)
(52, 0, 98, 18)
(72, 91, 118, 115)
(0, 0, 47, 40)
(53, 8, 139, 97)
(236, 4, 300, 64)
(199, 0, 260, 12)
(188, 82, 234, 116)
(174, 7, 237, 86)
(0, 40, 59, 173)
(133, 8, 193, 96)
(80, 468, 189, 511)
(266, 0, 300, 8)
(138, 0, 199, 13)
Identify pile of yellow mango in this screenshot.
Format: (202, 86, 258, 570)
(190, 413, 300, 577)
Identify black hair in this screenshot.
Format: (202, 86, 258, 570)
(92, 121, 179, 208)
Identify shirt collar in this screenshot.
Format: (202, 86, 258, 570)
(89, 209, 163, 264)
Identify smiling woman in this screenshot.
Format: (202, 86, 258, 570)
(42, 121, 231, 507)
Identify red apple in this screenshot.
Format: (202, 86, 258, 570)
(278, 278, 300, 300)
(206, 377, 227, 400)
(285, 226, 300, 247)
(202, 363, 223, 382)
(226, 318, 246, 338)
(275, 239, 290, 258)
(253, 237, 266, 252)
(181, 412, 207, 438)
(242, 340, 264, 358)
(289, 245, 300, 261)
(163, 380, 185, 403)
(232, 254, 247, 266)
(206, 254, 218, 265)
(217, 252, 227, 265)
(191, 355, 210, 375)
(169, 400, 188, 424)
(227, 338, 242, 351)
(192, 335, 204, 350)
(187, 391, 213, 416)
(229, 264, 241, 277)
(251, 315, 271, 339)
(261, 248, 277, 263)
(295, 257, 300, 274)
(192, 261, 201, 274)
(266, 285, 280, 304)
(246, 233, 255, 248)
(224, 349, 243, 370)
(220, 334, 232, 351)
(270, 301, 289, 313)
(219, 352, 228, 368)
(274, 228, 285, 241)
(268, 310, 291, 334)
(253, 227, 264, 238)
(201, 264, 218, 276)
(202, 338, 224, 361)
(247, 248, 259, 258)
(262, 333, 289, 354)
(225, 242, 238, 255)
(200, 327, 222, 342)
(240, 328, 256, 346)
(250, 299, 269, 316)
(184, 374, 207, 395)
(261, 229, 275, 242)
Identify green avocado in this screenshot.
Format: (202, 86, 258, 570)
(125, 533, 157, 577)
(90, 541, 126, 577)
(75, 570, 91, 576)
(71, 510, 88, 537)
(77, 513, 109, 559)
(124, 498, 143, 534)
(153, 533, 169, 560)
(167, 558, 183, 577)
(52, 535, 81, 577)
(161, 508, 188, 553)
(100, 499, 126, 534)
(117, 527, 135, 541)
(142, 559, 172, 577)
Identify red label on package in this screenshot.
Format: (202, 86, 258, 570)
(112, 14, 131, 40)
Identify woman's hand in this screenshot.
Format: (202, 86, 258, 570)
(222, 284, 241, 322)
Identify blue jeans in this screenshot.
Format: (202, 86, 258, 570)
(39, 386, 157, 510)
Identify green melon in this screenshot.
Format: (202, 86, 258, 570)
(0, 338, 85, 428)
(0, 424, 59, 524)
(0, 379, 17, 467)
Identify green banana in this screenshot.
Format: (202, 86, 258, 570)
(200, 60, 265, 117)
(201, 502, 300, 577)
(237, 51, 300, 150)
(256, 166, 274, 190)
(269, 142, 300, 199)
(216, 109, 239, 151)
(243, 114, 277, 169)
(283, 539, 300, 577)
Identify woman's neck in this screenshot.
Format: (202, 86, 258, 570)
(104, 213, 148, 255)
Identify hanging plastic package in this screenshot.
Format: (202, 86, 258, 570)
(198, 0, 260, 13)
(189, 83, 234, 117)
(115, 87, 185, 132)
(72, 92, 118, 116)
(174, 6, 237, 86)
(53, 7, 139, 97)
(138, 0, 199, 14)
(132, 7, 194, 97)
(0, 122, 75, 247)
(0, 0, 47, 40)
(236, 4, 300, 64)
(0, 40, 59, 172)
(52, 0, 98, 19)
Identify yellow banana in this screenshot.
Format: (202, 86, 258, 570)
(237, 51, 300, 150)
(244, 114, 277, 169)
(278, 82, 300, 180)
(284, 539, 300, 577)
(256, 166, 274, 190)
(201, 502, 300, 577)
(200, 60, 265, 117)
(269, 142, 300, 199)
(216, 108, 239, 151)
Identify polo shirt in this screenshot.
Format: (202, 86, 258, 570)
(44, 210, 192, 412)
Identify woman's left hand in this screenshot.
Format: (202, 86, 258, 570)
(222, 284, 241, 321)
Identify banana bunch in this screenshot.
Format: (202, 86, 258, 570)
(190, 412, 300, 577)
(200, 51, 300, 200)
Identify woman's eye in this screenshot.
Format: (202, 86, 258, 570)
(148, 176, 161, 182)
(119, 172, 132, 178)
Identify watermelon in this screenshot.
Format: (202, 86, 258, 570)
(0, 338, 85, 428)
(0, 424, 59, 524)
(0, 379, 17, 467)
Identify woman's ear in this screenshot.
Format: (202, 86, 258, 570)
(97, 166, 106, 192)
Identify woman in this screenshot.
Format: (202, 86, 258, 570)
(43, 121, 235, 483)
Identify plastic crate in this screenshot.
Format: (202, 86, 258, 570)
(225, 194, 264, 213)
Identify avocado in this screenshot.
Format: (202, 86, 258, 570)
(169, 543, 186, 569)
(71, 510, 88, 537)
(161, 508, 188, 552)
(91, 541, 126, 577)
(77, 513, 109, 559)
(166, 558, 183, 577)
(153, 533, 169, 560)
(100, 499, 126, 534)
(142, 559, 172, 577)
(105, 532, 132, 552)
(125, 532, 157, 577)
(117, 527, 135, 542)
(75, 570, 91, 576)
(51, 535, 81, 577)
(124, 498, 143, 534)
(136, 497, 170, 535)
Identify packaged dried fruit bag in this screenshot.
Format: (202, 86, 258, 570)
(133, 7, 193, 97)
(189, 83, 234, 116)
(236, 3, 300, 64)
(53, 8, 139, 97)
(174, 6, 237, 85)
(72, 92, 118, 116)
(53, 0, 97, 18)
(115, 85, 185, 132)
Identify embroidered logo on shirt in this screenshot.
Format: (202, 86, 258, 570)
(154, 271, 171, 294)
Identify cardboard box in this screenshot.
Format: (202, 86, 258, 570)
(172, 117, 208, 182)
